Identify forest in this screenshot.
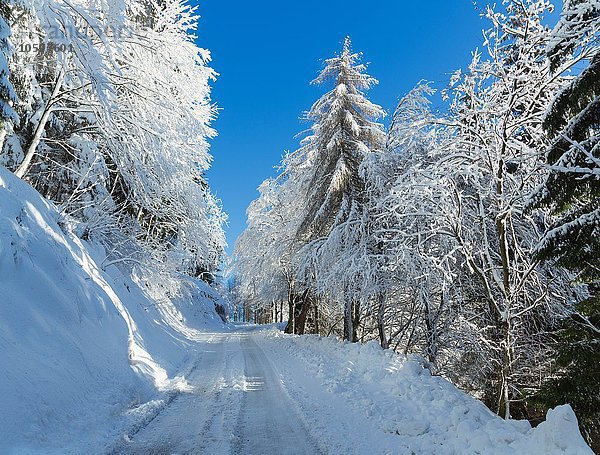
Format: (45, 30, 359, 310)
(233, 1, 599, 449)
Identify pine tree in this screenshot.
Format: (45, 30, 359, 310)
(296, 37, 386, 341)
(531, 1, 600, 449)
(299, 37, 385, 239)
(533, 291, 600, 451)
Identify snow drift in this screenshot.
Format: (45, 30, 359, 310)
(257, 330, 593, 454)
(0, 166, 226, 453)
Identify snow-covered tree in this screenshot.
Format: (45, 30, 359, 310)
(97, 0, 225, 273)
(0, 3, 18, 150)
(234, 38, 387, 339)
(531, 0, 600, 283)
(295, 37, 386, 341)
(530, 1, 600, 448)
(427, 0, 579, 419)
(2, 0, 225, 279)
(375, 82, 461, 360)
(7, 0, 121, 180)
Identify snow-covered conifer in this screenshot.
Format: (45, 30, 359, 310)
(532, 0, 600, 283)
(531, 1, 600, 446)
(295, 37, 386, 341)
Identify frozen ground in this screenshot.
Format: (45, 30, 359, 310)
(110, 327, 323, 455)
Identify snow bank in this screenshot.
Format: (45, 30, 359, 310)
(0, 166, 226, 453)
(257, 331, 592, 455)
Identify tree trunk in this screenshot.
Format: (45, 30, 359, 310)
(377, 293, 388, 349)
(352, 300, 360, 342)
(284, 300, 294, 333)
(343, 299, 353, 341)
(15, 68, 65, 179)
(423, 297, 436, 364)
(497, 316, 512, 419)
(495, 206, 512, 419)
(313, 303, 319, 335)
(0, 128, 6, 155)
(284, 288, 295, 333)
(296, 289, 311, 335)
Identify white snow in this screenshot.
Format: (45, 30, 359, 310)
(256, 329, 592, 455)
(0, 165, 226, 453)
(109, 325, 592, 454)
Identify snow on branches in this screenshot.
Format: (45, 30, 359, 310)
(1, 0, 225, 280)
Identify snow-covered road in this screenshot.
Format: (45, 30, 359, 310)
(112, 327, 323, 455)
(1, 164, 590, 454)
(108, 325, 591, 455)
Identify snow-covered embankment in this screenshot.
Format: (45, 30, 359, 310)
(0, 166, 226, 453)
(257, 330, 592, 454)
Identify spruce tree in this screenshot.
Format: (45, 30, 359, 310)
(533, 0, 600, 283)
(532, 1, 600, 449)
(299, 37, 385, 241)
(297, 37, 385, 341)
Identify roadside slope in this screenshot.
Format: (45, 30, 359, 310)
(0, 166, 226, 453)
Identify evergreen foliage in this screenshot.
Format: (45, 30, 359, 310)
(533, 0, 600, 283)
(531, 3, 600, 449)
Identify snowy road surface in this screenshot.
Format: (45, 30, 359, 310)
(110, 325, 592, 455)
(112, 327, 324, 455)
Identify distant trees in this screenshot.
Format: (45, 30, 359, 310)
(1, 0, 225, 282)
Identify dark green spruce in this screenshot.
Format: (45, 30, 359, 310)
(531, 1, 600, 450)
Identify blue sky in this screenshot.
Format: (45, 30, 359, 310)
(194, 1, 559, 255)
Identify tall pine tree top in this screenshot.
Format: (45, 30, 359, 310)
(299, 37, 385, 241)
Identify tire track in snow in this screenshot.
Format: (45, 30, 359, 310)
(108, 333, 239, 454)
(231, 333, 325, 455)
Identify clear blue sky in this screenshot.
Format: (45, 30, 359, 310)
(193, 1, 560, 255)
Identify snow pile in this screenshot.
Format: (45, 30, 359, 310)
(257, 331, 592, 454)
(0, 166, 226, 453)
